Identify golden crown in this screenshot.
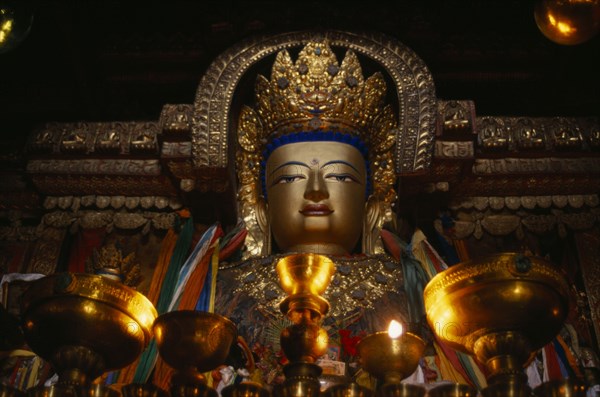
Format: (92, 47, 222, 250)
(237, 40, 397, 197)
(236, 41, 398, 256)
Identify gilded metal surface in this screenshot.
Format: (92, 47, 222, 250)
(221, 382, 270, 397)
(533, 379, 587, 397)
(20, 273, 157, 382)
(121, 383, 170, 397)
(357, 331, 425, 383)
(276, 254, 335, 297)
(192, 30, 436, 174)
(228, 254, 403, 320)
(153, 311, 237, 375)
(424, 253, 570, 366)
(428, 383, 478, 397)
(321, 383, 374, 397)
(235, 40, 404, 257)
(377, 384, 425, 397)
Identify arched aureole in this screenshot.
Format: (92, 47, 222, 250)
(191, 30, 437, 175)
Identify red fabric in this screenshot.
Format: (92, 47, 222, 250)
(435, 337, 477, 388)
(2, 243, 27, 273)
(380, 229, 402, 261)
(219, 228, 248, 261)
(544, 343, 564, 380)
(67, 228, 106, 273)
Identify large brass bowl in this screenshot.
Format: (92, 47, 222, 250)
(20, 273, 157, 384)
(153, 311, 237, 380)
(423, 253, 570, 382)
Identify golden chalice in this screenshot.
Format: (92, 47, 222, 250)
(356, 321, 426, 397)
(273, 254, 335, 397)
(20, 273, 157, 388)
(424, 253, 571, 395)
(153, 310, 237, 397)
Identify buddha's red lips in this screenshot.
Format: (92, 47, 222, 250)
(300, 204, 333, 216)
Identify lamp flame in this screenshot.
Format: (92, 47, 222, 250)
(387, 320, 403, 339)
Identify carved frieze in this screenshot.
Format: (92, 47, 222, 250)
(437, 100, 476, 134)
(450, 194, 599, 211)
(27, 121, 160, 155)
(442, 194, 600, 240)
(30, 175, 178, 196)
(42, 210, 177, 233)
(27, 159, 162, 175)
(26, 227, 65, 275)
(475, 116, 599, 153)
(160, 104, 193, 136)
(42, 195, 182, 212)
(473, 157, 600, 175)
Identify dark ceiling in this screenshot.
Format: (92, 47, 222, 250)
(1, 0, 599, 150)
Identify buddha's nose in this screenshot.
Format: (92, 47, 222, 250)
(304, 170, 329, 201)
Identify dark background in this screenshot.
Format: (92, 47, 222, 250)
(1, 0, 599, 150)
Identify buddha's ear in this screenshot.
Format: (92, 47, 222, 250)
(363, 196, 387, 255)
(256, 198, 271, 255)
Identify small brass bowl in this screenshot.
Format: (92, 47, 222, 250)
(153, 310, 237, 374)
(356, 331, 425, 384)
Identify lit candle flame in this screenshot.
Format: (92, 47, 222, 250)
(387, 320, 403, 339)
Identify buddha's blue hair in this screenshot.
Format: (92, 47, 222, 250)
(260, 131, 372, 199)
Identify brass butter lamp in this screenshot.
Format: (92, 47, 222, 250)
(20, 273, 157, 395)
(356, 320, 426, 397)
(273, 253, 335, 397)
(424, 253, 571, 396)
(153, 310, 237, 397)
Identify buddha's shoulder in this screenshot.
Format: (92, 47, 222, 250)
(218, 253, 402, 279)
(217, 254, 405, 317)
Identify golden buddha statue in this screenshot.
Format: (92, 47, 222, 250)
(214, 40, 431, 387)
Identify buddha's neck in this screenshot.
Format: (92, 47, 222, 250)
(284, 243, 350, 256)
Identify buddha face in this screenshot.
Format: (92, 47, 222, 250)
(264, 141, 367, 255)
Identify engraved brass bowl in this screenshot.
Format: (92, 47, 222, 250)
(356, 331, 425, 385)
(153, 310, 237, 386)
(20, 273, 157, 385)
(423, 253, 570, 384)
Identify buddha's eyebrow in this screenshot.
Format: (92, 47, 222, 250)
(269, 161, 310, 176)
(322, 160, 360, 174)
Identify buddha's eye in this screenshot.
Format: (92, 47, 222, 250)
(273, 174, 305, 185)
(325, 173, 359, 183)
